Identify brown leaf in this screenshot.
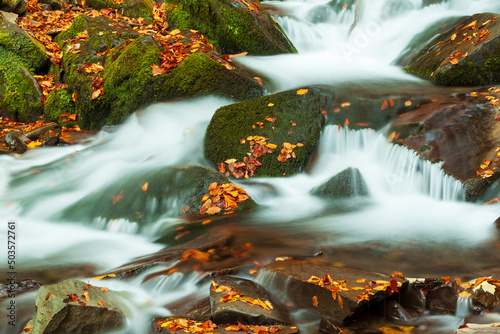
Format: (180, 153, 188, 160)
(312, 296, 318, 307)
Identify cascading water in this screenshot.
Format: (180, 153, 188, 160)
(2, 0, 500, 333)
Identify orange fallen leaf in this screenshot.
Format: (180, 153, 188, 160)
(296, 88, 308, 95)
(381, 100, 388, 110)
(23, 326, 33, 332)
(98, 301, 104, 307)
(312, 296, 318, 307)
(182, 205, 190, 213)
(141, 182, 148, 191)
(112, 190, 124, 204)
(82, 291, 90, 302)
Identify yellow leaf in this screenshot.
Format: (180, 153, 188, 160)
(458, 291, 471, 298)
(98, 301, 104, 307)
(141, 182, 148, 191)
(296, 89, 308, 95)
(170, 29, 181, 35)
(404, 100, 412, 107)
(450, 58, 459, 65)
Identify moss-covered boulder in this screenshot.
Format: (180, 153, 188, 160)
(53, 16, 264, 130)
(0, 50, 44, 121)
(30, 279, 125, 334)
(54, 15, 140, 129)
(102, 35, 264, 126)
(311, 167, 369, 199)
(0, 15, 49, 71)
(404, 13, 500, 85)
(204, 87, 333, 177)
(59, 165, 257, 227)
(86, 0, 154, 24)
(164, 0, 296, 55)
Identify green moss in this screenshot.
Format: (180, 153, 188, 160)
(45, 88, 77, 125)
(0, 20, 49, 71)
(0, 48, 44, 121)
(204, 87, 333, 177)
(165, 0, 295, 55)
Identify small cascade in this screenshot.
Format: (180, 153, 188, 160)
(455, 295, 472, 319)
(316, 126, 465, 201)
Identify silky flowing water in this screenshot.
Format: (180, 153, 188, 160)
(2, 0, 500, 333)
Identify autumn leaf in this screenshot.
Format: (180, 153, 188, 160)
(141, 182, 148, 191)
(112, 190, 124, 204)
(82, 291, 90, 302)
(180, 249, 210, 262)
(23, 326, 33, 332)
(296, 88, 308, 95)
(312, 296, 318, 307)
(404, 100, 412, 107)
(450, 58, 459, 65)
(381, 100, 388, 110)
(254, 77, 263, 86)
(182, 205, 190, 213)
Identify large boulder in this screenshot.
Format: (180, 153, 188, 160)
(387, 87, 500, 183)
(52, 16, 264, 130)
(261, 260, 407, 326)
(29, 279, 125, 334)
(311, 167, 369, 199)
(404, 13, 500, 85)
(260, 260, 407, 326)
(205, 87, 332, 178)
(0, 0, 25, 15)
(164, 0, 296, 55)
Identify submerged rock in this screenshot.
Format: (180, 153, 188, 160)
(311, 167, 369, 199)
(205, 87, 332, 178)
(59, 165, 257, 225)
(29, 279, 125, 334)
(404, 13, 500, 85)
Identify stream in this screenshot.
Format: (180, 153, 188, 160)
(2, 0, 500, 333)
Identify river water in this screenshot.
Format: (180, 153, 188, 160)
(2, 0, 500, 333)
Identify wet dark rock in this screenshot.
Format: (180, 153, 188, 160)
(471, 282, 500, 312)
(0, 279, 42, 302)
(210, 276, 291, 325)
(399, 281, 426, 310)
(0, 0, 25, 16)
(388, 87, 500, 183)
(311, 167, 369, 199)
(380, 300, 419, 326)
(150, 319, 300, 334)
(205, 86, 332, 178)
(260, 260, 407, 326)
(405, 13, 500, 86)
(426, 284, 457, 314)
(5, 130, 29, 152)
(319, 316, 342, 333)
(29, 279, 125, 333)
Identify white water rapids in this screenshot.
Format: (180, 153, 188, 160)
(2, 0, 500, 333)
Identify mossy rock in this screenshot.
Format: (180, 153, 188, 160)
(204, 86, 333, 177)
(0, 49, 44, 121)
(58, 165, 257, 227)
(45, 88, 77, 125)
(85, 0, 154, 24)
(54, 15, 140, 129)
(404, 13, 500, 86)
(311, 167, 369, 199)
(95, 35, 263, 129)
(0, 16, 48, 71)
(0, 0, 25, 15)
(164, 0, 296, 55)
